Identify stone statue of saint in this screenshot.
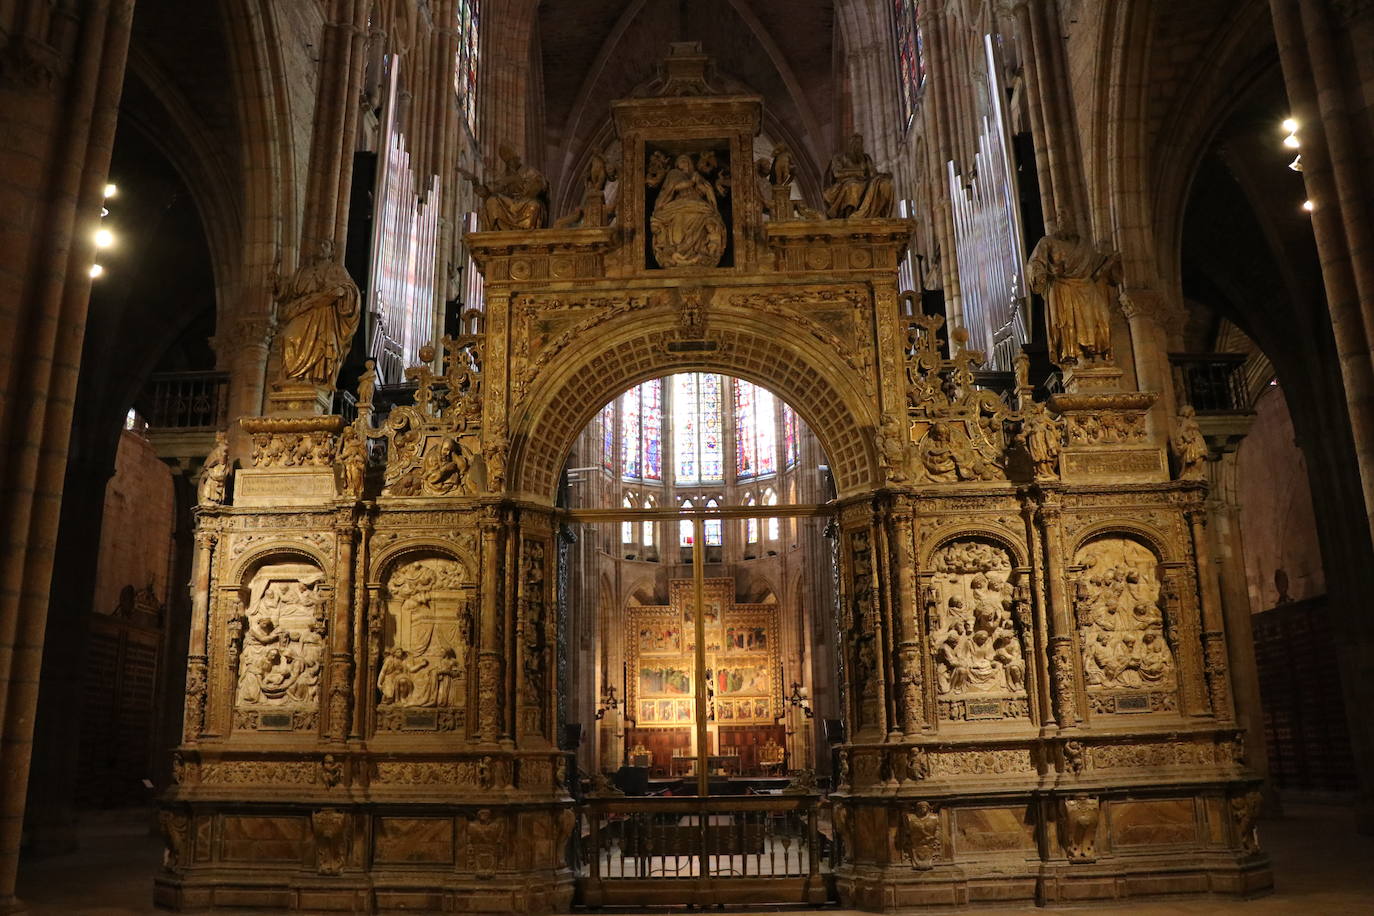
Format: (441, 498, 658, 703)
(1020, 404, 1061, 479)
(277, 240, 361, 386)
(462, 143, 548, 231)
(1171, 405, 1208, 479)
(198, 431, 230, 506)
(1026, 233, 1122, 367)
(647, 151, 728, 267)
(338, 425, 366, 498)
(822, 133, 894, 219)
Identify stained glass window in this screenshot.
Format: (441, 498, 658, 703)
(893, 0, 925, 128)
(673, 373, 724, 485)
(600, 404, 615, 470)
(643, 380, 662, 480)
(454, 1, 481, 136)
(764, 489, 780, 540)
(673, 374, 697, 483)
(679, 500, 694, 547)
(622, 387, 641, 480)
(735, 380, 778, 479)
(620, 379, 663, 481)
(705, 499, 722, 547)
(643, 496, 656, 546)
(745, 494, 759, 544)
(783, 404, 799, 468)
(622, 498, 635, 544)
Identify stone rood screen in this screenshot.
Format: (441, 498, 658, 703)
(160, 43, 1268, 915)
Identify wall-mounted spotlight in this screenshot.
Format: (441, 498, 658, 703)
(104, 183, 118, 198)
(89, 263, 104, 278)
(1302, 200, 1314, 213)
(94, 228, 114, 248)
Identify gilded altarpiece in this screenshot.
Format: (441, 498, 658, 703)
(160, 45, 1269, 914)
(628, 578, 780, 727)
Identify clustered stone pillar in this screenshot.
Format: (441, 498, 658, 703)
(0, 2, 135, 907)
(1268, 0, 1374, 834)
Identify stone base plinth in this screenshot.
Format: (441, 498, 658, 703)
(155, 872, 573, 914)
(268, 382, 334, 416)
(837, 852, 1272, 910)
(1061, 364, 1125, 393)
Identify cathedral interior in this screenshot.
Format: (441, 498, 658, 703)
(1, 0, 1373, 913)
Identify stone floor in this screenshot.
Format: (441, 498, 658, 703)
(14, 802, 1374, 914)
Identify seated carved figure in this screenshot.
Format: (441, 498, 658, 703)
(463, 143, 548, 231)
(822, 133, 894, 219)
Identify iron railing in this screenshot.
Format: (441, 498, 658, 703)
(142, 371, 229, 429)
(576, 793, 829, 907)
(1170, 353, 1249, 413)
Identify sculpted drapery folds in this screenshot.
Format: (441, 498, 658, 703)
(647, 150, 728, 267)
(823, 133, 894, 219)
(198, 432, 230, 506)
(277, 241, 362, 386)
(464, 142, 549, 231)
(1026, 234, 1123, 367)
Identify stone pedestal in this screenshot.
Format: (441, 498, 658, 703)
(267, 382, 334, 417)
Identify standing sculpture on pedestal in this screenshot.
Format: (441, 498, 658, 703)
(198, 432, 230, 506)
(1026, 234, 1122, 367)
(276, 240, 361, 387)
(1171, 405, 1208, 479)
(823, 133, 894, 219)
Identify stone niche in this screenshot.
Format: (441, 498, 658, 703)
(1073, 535, 1180, 716)
(375, 553, 472, 732)
(925, 538, 1031, 723)
(231, 562, 327, 733)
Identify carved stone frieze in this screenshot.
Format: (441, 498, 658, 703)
(926, 747, 1033, 777)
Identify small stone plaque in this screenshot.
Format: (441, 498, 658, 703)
(1115, 694, 1151, 713)
(258, 712, 293, 730)
(966, 699, 1004, 720)
(234, 468, 337, 507)
(403, 709, 438, 729)
(1061, 447, 1166, 483)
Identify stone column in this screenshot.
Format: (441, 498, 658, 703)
(1205, 443, 1275, 809)
(886, 500, 926, 736)
(1034, 495, 1080, 728)
(0, 2, 135, 905)
(1188, 508, 1232, 718)
(477, 507, 504, 744)
(328, 515, 356, 741)
(23, 450, 117, 856)
(216, 314, 275, 457)
(1269, 0, 1374, 834)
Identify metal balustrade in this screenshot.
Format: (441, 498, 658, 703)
(1170, 353, 1250, 413)
(576, 793, 830, 906)
(142, 371, 229, 429)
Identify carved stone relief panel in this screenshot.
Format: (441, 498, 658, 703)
(230, 563, 327, 732)
(925, 540, 1029, 721)
(376, 556, 471, 732)
(519, 537, 550, 737)
(846, 528, 882, 733)
(1073, 537, 1179, 715)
